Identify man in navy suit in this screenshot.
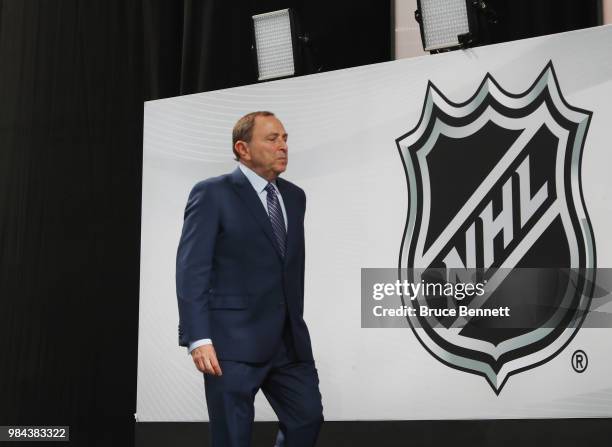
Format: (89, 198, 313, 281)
(176, 111, 323, 447)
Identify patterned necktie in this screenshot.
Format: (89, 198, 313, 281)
(265, 183, 286, 257)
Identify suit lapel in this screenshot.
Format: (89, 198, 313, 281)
(229, 168, 283, 260)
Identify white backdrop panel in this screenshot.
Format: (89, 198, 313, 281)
(137, 25, 612, 421)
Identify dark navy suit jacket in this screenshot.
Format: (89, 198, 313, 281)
(176, 167, 314, 363)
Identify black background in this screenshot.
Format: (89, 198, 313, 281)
(0, 0, 609, 445)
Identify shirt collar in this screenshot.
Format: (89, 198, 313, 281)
(238, 163, 276, 194)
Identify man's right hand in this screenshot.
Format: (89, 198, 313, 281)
(191, 344, 223, 376)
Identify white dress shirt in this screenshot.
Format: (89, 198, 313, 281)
(187, 163, 288, 354)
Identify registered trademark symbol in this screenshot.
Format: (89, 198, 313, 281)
(571, 350, 588, 373)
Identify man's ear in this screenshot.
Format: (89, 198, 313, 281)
(234, 140, 250, 161)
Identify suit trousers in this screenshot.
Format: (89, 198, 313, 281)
(204, 326, 323, 447)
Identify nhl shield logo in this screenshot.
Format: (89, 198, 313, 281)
(396, 62, 596, 393)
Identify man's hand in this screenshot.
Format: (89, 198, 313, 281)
(191, 344, 223, 376)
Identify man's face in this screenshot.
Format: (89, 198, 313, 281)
(239, 115, 288, 181)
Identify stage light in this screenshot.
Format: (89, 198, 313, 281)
(415, 0, 494, 53)
(252, 9, 299, 81)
